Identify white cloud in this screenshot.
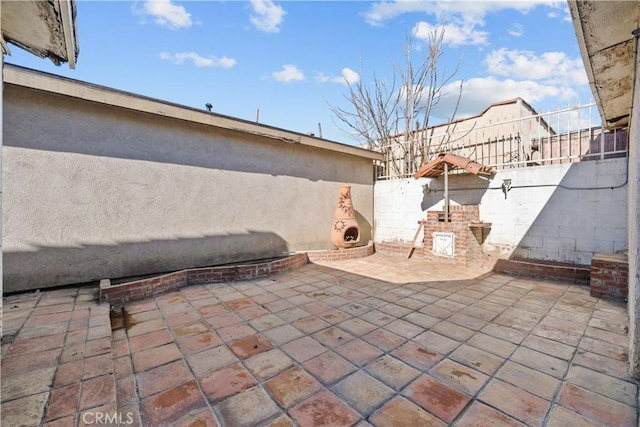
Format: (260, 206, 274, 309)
(142, 0, 192, 29)
(159, 52, 236, 68)
(364, 1, 563, 26)
(271, 64, 304, 83)
(485, 48, 588, 86)
(508, 23, 524, 37)
(429, 76, 578, 122)
(414, 21, 488, 46)
(316, 68, 360, 86)
(250, 0, 286, 33)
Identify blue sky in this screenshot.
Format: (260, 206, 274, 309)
(6, 0, 591, 144)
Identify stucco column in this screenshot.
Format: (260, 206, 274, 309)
(628, 49, 640, 379)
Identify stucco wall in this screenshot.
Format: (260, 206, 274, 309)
(3, 84, 375, 292)
(375, 157, 628, 265)
(627, 50, 640, 378)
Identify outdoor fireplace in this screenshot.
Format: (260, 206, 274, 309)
(419, 205, 490, 265)
(331, 186, 360, 248)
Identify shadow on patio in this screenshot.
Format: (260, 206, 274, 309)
(1, 253, 637, 426)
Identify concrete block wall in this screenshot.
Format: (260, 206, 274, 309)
(374, 158, 628, 266)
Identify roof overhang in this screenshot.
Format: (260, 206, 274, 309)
(568, 1, 639, 130)
(414, 153, 496, 179)
(3, 64, 383, 161)
(1, 0, 78, 68)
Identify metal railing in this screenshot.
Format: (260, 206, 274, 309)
(375, 102, 628, 180)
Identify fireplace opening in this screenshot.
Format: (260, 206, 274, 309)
(344, 227, 359, 242)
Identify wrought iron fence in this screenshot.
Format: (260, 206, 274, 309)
(375, 102, 628, 180)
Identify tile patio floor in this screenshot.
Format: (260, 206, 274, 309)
(2, 253, 638, 426)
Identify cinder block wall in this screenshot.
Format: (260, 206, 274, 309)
(3, 82, 376, 292)
(374, 158, 628, 266)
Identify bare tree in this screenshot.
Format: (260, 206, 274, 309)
(331, 27, 465, 178)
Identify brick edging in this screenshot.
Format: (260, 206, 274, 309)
(100, 253, 309, 305)
(306, 242, 375, 263)
(493, 258, 590, 284)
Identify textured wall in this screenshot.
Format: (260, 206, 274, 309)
(3, 84, 375, 292)
(374, 157, 628, 265)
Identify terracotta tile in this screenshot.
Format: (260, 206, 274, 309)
(204, 312, 243, 329)
(277, 307, 312, 323)
(187, 345, 238, 378)
(455, 401, 526, 426)
(430, 358, 489, 396)
(281, 336, 327, 362)
(1, 366, 56, 401)
(43, 415, 76, 427)
(391, 341, 443, 371)
(546, 404, 606, 427)
(85, 337, 112, 357)
(573, 350, 633, 381)
(317, 308, 351, 324)
(2, 347, 62, 375)
(24, 312, 72, 327)
(300, 301, 333, 315)
(245, 348, 294, 380)
(127, 309, 162, 323)
(292, 316, 331, 334)
(466, 332, 516, 358)
(198, 303, 228, 318)
(249, 313, 287, 331)
(365, 354, 420, 391)
(132, 343, 181, 372)
(480, 322, 527, 345)
(172, 321, 210, 337)
(263, 324, 305, 345)
(522, 334, 575, 360)
(176, 331, 222, 356)
(335, 338, 383, 367)
(265, 367, 323, 408)
(6, 333, 66, 356)
(83, 353, 114, 380)
(125, 318, 167, 338)
(566, 366, 637, 407)
(510, 346, 568, 379)
(264, 298, 294, 313)
(579, 336, 628, 361)
(559, 383, 637, 426)
(383, 319, 424, 339)
(54, 360, 84, 387)
(1, 392, 49, 427)
(173, 408, 220, 427)
(496, 361, 561, 400)
(216, 386, 280, 427)
(359, 310, 396, 326)
(449, 344, 504, 375)
(113, 356, 133, 380)
(312, 326, 355, 348)
(402, 374, 470, 423)
(370, 396, 446, 427)
(140, 380, 205, 426)
(229, 334, 272, 360)
(116, 376, 137, 406)
(44, 383, 80, 421)
(333, 371, 394, 415)
(237, 305, 270, 320)
(397, 336, 453, 365)
(420, 303, 455, 319)
(216, 324, 257, 342)
(264, 414, 295, 427)
(531, 324, 582, 346)
(337, 318, 377, 336)
(80, 374, 116, 410)
(479, 379, 550, 426)
(289, 390, 360, 427)
(361, 328, 405, 352)
(111, 339, 130, 358)
(227, 297, 258, 311)
(303, 350, 357, 385)
(431, 321, 475, 342)
(166, 309, 201, 327)
(201, 363, 257, 402)
(137, 359, 194, 398)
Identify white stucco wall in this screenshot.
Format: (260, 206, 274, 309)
(3, 83, 376, 292)
(627, 49, 640, 378)
(375, 157, 628, 265)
